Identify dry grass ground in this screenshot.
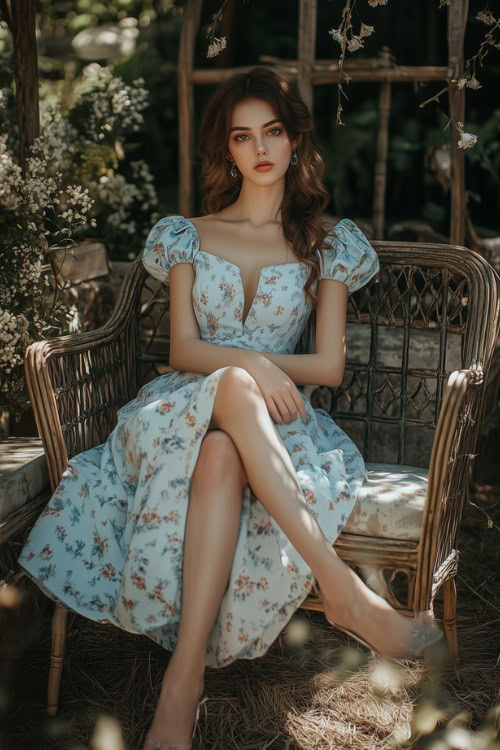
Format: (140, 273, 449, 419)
(1, 469, 499, 750)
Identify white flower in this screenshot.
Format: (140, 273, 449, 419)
(359, 24, 375, 38)
(477, 10, 495, 25)
(348, 36, 364, 52)
(466, 74, 481, 89)
(207, 36, 227, 58)
(457, 131, 478, 149)
(329, 28, 343, 45)
(368, 0, 388, 6)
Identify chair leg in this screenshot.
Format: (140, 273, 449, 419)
(47, 604, 68, 716)
(442, 578, 459, 662)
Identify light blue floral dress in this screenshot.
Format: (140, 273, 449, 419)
(18, 215, 380, 669)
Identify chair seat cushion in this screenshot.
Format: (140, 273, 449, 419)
(343, 462, 429, 542)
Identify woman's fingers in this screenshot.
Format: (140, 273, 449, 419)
(263, 385, 307, 426)
(263, 394, 284, 424)
(273, 394, 294, 424)
(291, 390, 307, 422)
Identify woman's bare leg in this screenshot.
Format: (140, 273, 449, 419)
(146, 429, 247, 744)
(206, 367, 429, 655)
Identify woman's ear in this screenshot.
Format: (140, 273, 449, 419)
(293, 133, 303, 150)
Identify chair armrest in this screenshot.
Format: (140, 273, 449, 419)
(415, 366, 483, 608)
(25, 259, 147, 491)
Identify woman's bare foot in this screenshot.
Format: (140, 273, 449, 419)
(146, 658, 205, 746)
(317, 559, 440, 658)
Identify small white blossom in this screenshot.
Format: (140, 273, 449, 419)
(457, 131, 478, 149)
(348, 36, 364, 52)
(359, 24, 375, 38)
(466, 73, 481, 89)
(329, 28, 343, 45)
(207, 36, 227, 58)
(477, 10, 495, 25)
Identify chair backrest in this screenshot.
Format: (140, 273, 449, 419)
(294, 241, 499, 469)
(30, 241, 499, 492)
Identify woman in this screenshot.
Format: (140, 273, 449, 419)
(18, 67, 441, 749)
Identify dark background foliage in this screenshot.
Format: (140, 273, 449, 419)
(3, 0, 500, 238)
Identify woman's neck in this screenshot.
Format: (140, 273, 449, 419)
(221, 176, 286, 227)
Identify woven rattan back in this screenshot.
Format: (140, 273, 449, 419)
(297, 241, 498, 467)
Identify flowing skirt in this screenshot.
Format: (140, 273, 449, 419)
(18, 366, 366, 668)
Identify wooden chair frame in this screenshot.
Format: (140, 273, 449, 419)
(20, 241, 500, 715)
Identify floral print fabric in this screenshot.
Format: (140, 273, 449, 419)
(18, 214, 380, 669)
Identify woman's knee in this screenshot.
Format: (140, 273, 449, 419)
(195, 429, 247, 488)
(216, 366, 263, 410)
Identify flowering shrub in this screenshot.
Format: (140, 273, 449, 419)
(2, 63, 160, 263)
(62, 65, 160, 261)
(0, 63, 161, 419)
(68, 65, 148, 144)
(0, 122, 95, 420)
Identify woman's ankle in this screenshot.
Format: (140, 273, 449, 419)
(316, 555, 364, 616)
(161, 657, 205, 697)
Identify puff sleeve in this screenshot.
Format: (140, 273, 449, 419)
(317, 218, 380, 294)
(142, 214, 199, 284)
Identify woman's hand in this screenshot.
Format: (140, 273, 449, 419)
(245, 356, 307, 425)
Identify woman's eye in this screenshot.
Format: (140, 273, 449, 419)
(234, 128, 282, 142)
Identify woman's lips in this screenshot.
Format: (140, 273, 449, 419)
(254, 164, 274, 171)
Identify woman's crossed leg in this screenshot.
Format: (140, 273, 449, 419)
(145, 365, 434, 745)
(146, 424, 248, 745)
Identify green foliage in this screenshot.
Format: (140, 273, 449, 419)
(465, 108, 500, 190)
(322, 99, 379, 213)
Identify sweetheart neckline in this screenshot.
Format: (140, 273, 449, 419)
(182, 216, 309, 328)
(195, 249, 308, 329)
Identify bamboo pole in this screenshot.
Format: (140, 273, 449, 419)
(178, 0, 203, 218)
(191, 63, 450, 85)
(298, 0, 317, 115)
(447, 0, 469, 247)
(373, 48, 392, 240)
(0, 0, 40, 172)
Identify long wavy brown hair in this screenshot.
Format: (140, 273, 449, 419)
(198, 66, 332, 310)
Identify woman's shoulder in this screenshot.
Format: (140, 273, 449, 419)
(141, 214, 200, 283)
(317, 217, 380, 293)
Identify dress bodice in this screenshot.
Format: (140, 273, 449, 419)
(142, 215, 380, 354)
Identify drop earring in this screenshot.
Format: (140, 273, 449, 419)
(230, 161, 239, 178)
(290, 150, 298, 166)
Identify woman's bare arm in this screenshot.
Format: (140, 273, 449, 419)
(168, 264, 347, 388)
(262, 277, 347, 387)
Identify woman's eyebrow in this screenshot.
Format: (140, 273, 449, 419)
(229, 118, 282, 132)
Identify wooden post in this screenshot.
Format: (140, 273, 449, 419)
(447, 0, 469, 246)
(0, 0, 40, 172)
(178, 0, 203, 218)
(297, 0, 317, 115)
(373, 48, 392, 240)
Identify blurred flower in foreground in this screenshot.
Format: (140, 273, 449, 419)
(0, 584, 20, 608)
(90, 715, 125, 750)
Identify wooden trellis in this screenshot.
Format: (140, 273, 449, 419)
(178, 0, 468, 245)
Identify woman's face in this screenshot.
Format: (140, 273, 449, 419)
(227, 97, 297, 184)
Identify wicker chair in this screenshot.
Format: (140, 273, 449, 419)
(22, 241, 499, 716)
